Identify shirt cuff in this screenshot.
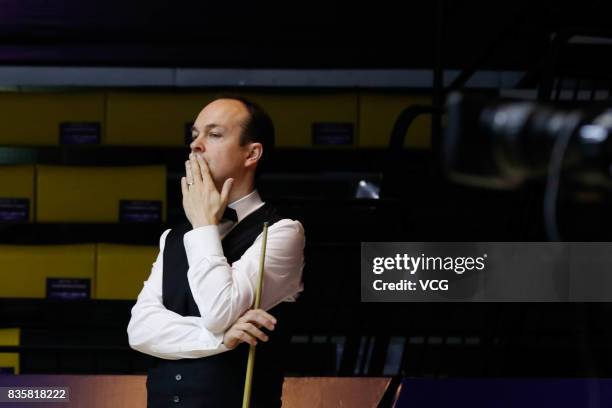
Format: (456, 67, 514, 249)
(183, 225, 224, 266)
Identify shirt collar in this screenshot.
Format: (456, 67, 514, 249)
(227, 189, 265, 223)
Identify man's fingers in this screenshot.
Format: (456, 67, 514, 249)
(248, 309, 277, 324)
(190, 154, 203, 186)
(196, 153, 213, 187)
(180, 177, 188, 196)
(226, 310, 277, 348)
(185, 160, 195, 185)
(241, 309, 277, 330)
(220, 178, 234, 205)
(238, 331, 257, 346)
(238, 322, 269, 342)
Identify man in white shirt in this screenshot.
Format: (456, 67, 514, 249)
(127, 97, 305, 407)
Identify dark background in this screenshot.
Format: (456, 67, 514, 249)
(2, 0, 612, 380)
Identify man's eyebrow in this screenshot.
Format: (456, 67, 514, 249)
(191, 124, 225, 133)
(204, 124, 225, 131)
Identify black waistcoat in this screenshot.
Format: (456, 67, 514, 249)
(147, 204, 289, 408)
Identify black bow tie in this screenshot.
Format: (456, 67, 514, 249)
(222, 207, 238, 222)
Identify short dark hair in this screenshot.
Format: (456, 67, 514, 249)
(213, 95, 275, 178)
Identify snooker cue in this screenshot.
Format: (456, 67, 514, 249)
(242, 222, 269, 408)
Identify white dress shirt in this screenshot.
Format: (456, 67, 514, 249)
(127, 190, 305, 360)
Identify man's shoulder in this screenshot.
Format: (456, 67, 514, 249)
(267, 219, 305, 249)
(270, 217, 304, 232)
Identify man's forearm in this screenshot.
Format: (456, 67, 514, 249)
(127, 284, 230, 359)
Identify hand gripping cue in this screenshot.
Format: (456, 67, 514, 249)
(242, 222, 269, 408)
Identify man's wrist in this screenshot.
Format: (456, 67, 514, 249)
(192, 219, 217, 229)
(183, 224, 224, 261)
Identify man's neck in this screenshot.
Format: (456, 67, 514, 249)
(227, 180, 255, 205)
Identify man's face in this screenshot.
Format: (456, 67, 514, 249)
(189, 99, 250, 189)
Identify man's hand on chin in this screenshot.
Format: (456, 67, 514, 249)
(181, 152, 233, 229)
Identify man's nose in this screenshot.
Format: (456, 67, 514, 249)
(190, 136, 206, 153)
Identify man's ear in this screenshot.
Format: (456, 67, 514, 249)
(245, 142, 263, 168)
